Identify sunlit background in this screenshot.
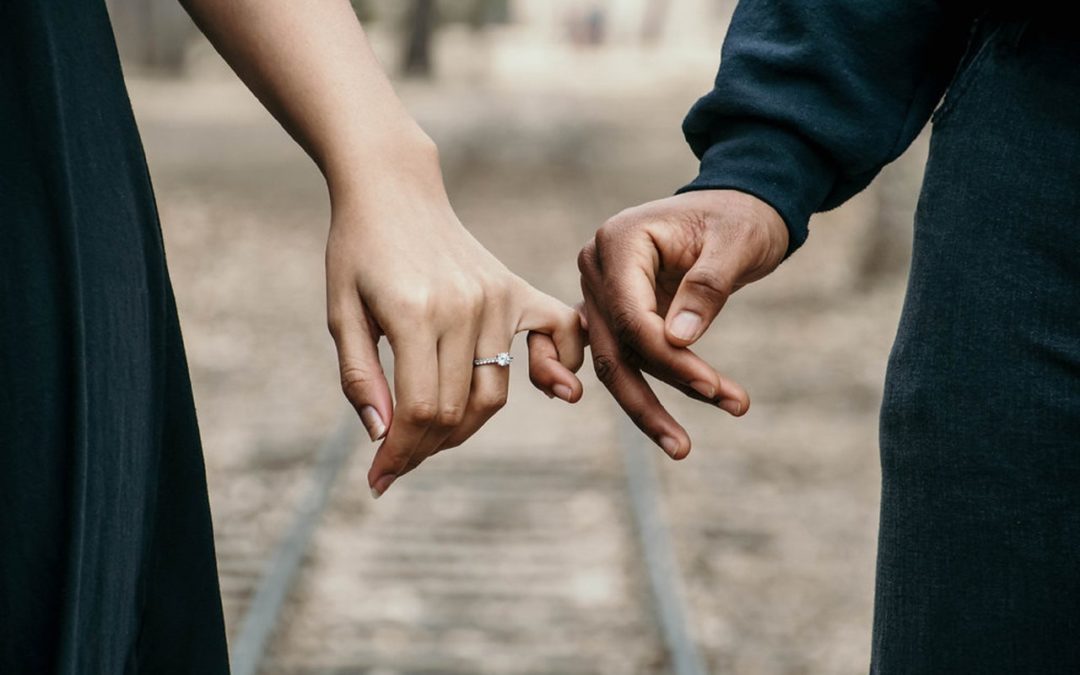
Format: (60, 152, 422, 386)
(106, 1, 929, 672)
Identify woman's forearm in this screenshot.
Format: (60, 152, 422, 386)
(178, 0, 586, 498)
(180, 0, 436, 197)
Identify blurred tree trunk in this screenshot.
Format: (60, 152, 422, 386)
(401, 0, 437, 78)
(641, 0, 672, 44)
(106, 0, 194, 72)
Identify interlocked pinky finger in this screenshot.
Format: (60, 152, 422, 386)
(527, 332, 582, 403)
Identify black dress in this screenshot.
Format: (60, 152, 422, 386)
(0, 1, 229, 672)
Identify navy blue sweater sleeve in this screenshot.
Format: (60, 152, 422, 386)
(679, 0, 975, 255)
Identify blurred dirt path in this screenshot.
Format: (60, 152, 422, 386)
(130, 34, 918, 672)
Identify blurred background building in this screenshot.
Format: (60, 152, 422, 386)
(106, 1, 928, 672)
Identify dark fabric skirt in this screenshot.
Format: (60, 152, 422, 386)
(872, 18, 1080, 674)
(0, 1, 229, 672)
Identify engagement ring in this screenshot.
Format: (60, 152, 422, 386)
(473, 352, 513, 367)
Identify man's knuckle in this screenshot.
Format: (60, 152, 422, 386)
(610, 307, 644, 345)
(594, 216, 635, 254)
(685, 267, 732, 299)
(628, 408, 650, 433)
(577, 239, 598, 275)
(592, 352, 621, 385)
(593, 223, 614, 249)
(618, 344, 645, 369)
(603, 209, 638, 232)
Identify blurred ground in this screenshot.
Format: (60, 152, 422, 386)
(127, 13, 926, 674)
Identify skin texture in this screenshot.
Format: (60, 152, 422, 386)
(181, 0, 584, 497)
(578, 189, 789, 459)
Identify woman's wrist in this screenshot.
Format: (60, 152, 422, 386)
(322, 121, 444, 209)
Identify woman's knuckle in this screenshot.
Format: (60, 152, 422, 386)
(435, 404, 466, 428)
(327, 316, 344, 340)
(438, 295, 467, 319)
(441, 437, 464, 451)
(339, 365, 374, 397)
(480, 390, 508, 413)
(482, 275, 515, 307)
(435, 281, 485, 322)
(464, 282, 487, 311)
(385, 446, 413, 469)
(403, 400, 438, 424)
(396, 287, 433, 316)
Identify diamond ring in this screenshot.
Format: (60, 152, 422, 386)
(473, 352, 513, 367)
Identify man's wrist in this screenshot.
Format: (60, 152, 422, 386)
(687, 188, 790, 274)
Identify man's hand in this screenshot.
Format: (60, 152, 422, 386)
(578, 189, 789, 458)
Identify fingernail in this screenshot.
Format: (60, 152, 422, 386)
(360, 406, 386, 442)
(669, 311, 703, 342)
(690, 380, 716, 400)
(719, 399, 743, 416)
(659, 435, 681, 458)
(552, 384, 573, 402)
(370, 473, 396, 499)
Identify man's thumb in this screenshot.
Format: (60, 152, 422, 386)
(664, 250, 736, 347)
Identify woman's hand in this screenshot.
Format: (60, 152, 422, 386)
(177, 0, 583, 498)
(326, 138, 584, 498)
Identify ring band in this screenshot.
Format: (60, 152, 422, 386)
(474, 352, 513, 367)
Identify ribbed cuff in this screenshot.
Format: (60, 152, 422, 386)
(677, 121, 836, 258)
